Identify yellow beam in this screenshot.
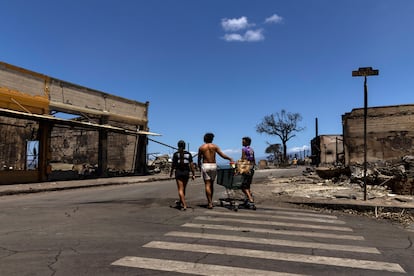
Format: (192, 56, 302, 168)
(0, 87, 49, 114)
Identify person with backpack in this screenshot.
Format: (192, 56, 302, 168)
(170, 140, 195, 210)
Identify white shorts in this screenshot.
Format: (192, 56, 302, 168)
(201, 163, 217, 181)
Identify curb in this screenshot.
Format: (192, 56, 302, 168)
(0, 175, 171, 197)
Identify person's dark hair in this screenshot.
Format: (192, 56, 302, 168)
(242, 136, 251, 146)
(177, 140, 186, 149)
(177, 140, 186, 166)
(204, 133, 214, 143)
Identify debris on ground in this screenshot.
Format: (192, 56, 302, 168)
(147, 154, 171, 174)
(252, 166, 414, 229)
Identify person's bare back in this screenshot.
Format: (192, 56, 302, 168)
(198, 143, 219, 164)
(197, 132, 233, 167)
(197, 132, 234, 209)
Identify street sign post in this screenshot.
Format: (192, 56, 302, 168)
(352, 67, 379, 201)
(352, 67, 379, 77)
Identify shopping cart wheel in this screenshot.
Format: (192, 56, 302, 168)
(233, 203, 239, 212)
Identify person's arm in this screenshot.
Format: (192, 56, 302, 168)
(170, 153, 176, 178)
(189, 153, 196, 180)
(216, 146, 234, 162)
(197, 148, 202, 168)
(169, 165, 175, 178)
(190, 162, 196, 180)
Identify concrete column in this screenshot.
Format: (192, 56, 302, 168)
(38, 121, 52, 182)
(98, 116, 108, 177)
(134, 134, 148, 175)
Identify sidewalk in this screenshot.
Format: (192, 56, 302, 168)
(0, 174, 171, 196)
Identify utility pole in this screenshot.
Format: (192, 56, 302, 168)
(352, 67, 379, 201)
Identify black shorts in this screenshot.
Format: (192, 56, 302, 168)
(241, 169, 254, 189)
(175, 169, 190, 181)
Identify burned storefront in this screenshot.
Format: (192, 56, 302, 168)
(342, 104, 414, 195)
(0, 61, 158, 185)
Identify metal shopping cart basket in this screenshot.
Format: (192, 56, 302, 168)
(216, 165, 256, 211)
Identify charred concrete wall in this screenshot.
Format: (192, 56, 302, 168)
(0, 117, 39, 171)
(342, 104, 414, 165)
(50, 122, 137, 174)
(311, 135, 343, 166)
(0, 116, 139, 183)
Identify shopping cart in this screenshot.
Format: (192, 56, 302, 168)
(216, 165, 256, 211)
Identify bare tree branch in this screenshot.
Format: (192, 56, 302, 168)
(256, 109, 304, 163)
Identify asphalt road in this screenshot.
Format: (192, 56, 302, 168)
(0, 168, 413, 275)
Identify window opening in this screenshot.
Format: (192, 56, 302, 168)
(26, 140, 39, 170)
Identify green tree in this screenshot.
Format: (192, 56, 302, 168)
(256, 109, 304, 163)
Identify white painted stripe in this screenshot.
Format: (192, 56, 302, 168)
(182, 223, 364, 240)
(144, 241, 405, 273)
(196, 216, 352, 232)
(166, 231, 380, 254)
(206, 210, 345, 224)
(256, 206, 338, 219)
(112, 256, 306, 276)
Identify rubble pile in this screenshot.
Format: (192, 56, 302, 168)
(402, 155, 414, 178)
(147, 154, 171, 174)
(397, 156, 414, 195)
(262, 173, 393, 201)
(349, 156, 414, 195)
(299, 204, 414, 228)
(312, 155, 414, 196)
(251, 167, 414, 228)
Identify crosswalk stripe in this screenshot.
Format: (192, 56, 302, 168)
(112, 256, 306, 276)
(257, 208, 339, 219)
(195, 216, 352, 232)
(165, 231, 381, 254)
(143, 241, 405, 273)
(206, 210, 345, 224)
(182, 223, 364, 240)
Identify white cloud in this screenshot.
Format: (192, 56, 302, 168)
(223, 148, 240, 155)
(223, 33, 244, 42)
(265, 14, 283, 24)
(220, 14, 282, 42)
(244, 29, 264, 41)
(288, 145, 310, 153)
(221, 16, 252, 31)
(223, 29, 264, 42)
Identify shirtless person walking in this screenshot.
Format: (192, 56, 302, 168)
(198, 132, 234, 209)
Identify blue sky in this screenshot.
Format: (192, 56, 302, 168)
(2, 1, 414, 162)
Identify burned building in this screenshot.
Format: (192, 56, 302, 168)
(311, 105, 414, 167)
(0, 61, 158, 184)
(342, 104, 414, 195)
(342, 104, 414, 165)
(311, 135, 344, 166)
